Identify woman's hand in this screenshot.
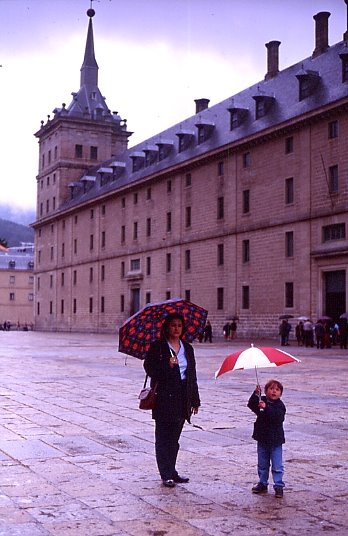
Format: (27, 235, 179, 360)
(191, 407, 199, 415)
(169, 355, 178, 368)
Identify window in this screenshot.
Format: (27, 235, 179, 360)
(37, 302, 40, 316)
(74, 215, 78, 224)
(217, 287, 224, 310)
(101, 264, 105, 281)
(61, 299, 64, 314)
(89, 234, 94, 250)
(47, 176, 50, 186)
(299, 78, 311, 101)
(217, 244, 224, 266)
(133, 221, 138, 240)
(145, 292, 151, 304)
(121, 225, 125, 243)
(9, 275, 15, 284)
(342, 55, 348, 82)
(255, 99, 266, 119)
(285, 136, 294, 154)
(90, 209, 94, 219)
(146, 256, 151, 276)
(89, 297, 93, 314)
(74, 239, 77, 254)
(46, 199, 49, 213)
(102, 204, 106, 215)
(242, 240, 250, 263)
(134, 193, 138, 205)
(147, 187, 152, 200)
(185, 249, 191, 271)
(101, 296, 105, 313)
(28, 293, 34, 302)
(328, 120, 338, 139)
(285, 231, 294, 257)
(101, 231, 106, 248)
(61, 272, 65, 286)
(130, 259, 140, 271)
(243, 190, 250, 214)
(166, 253, 172, 273)
(166, 291, 171, 300)
(49, 301, 53, 314)
(167, 179, 172, 193)
(120, 294, 125, 312)
(75, 144, 83, 158)
(285, 177, 294, 204)
(29, 275, 34, 285)
(242, 286, 250, 309)
(185, 173, 192, 187)
(61, 242, 65, 258)
(121, 197, 126, 208)
(146, 218, 151, 237)
(73, 298, 77, 314)
(323, 223, 345, 242)
(329, 165, 338, 193)
(217, 197, 224, 219)
(185, 206, 192, 228)
(89, 267, 93, 283)
(53, 197, 56, 210)
(218, 161, 224, 176)
(54, 146, 57, 160)
(166, 212, 172, 233)
(121, 261, 125, 277)
(73, 270, 77, 285)
(285, 282, 294, 308)
(185, 289, 191, 301)
(243, 152, 251, 168)
(9, 292, 15, 301)
(90, 146, 98, 160)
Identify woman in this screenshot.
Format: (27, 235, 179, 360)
(144, 313, 201, 488)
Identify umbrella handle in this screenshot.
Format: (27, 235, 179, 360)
(255, 366, 264, 412)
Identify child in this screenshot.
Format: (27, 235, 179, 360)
(247, 379, 286, 498)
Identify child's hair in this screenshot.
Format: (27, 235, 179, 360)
(264, 379, 283, 394)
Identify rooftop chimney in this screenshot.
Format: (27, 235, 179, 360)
(195, 98, 210, 114)
(312, 11, 330, 58)
(265, 41, 281, 80)
(344, 0, 348, 41)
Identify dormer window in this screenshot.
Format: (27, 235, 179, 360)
(130, 152, 145, 173)
(227, 106, 248, 130)
(339, 52, 348, 82)
(296, 69, 320, 101)
(155, 140, 174, 161)
(143, 145, 159, 166)
(176, 130, 194, 153)
(97, 167, 113, 187)
(252, 94, 275, 119)
(9, 260, 15, 269)
(195, 119, 215, 145)
(110, 161, 126, 180)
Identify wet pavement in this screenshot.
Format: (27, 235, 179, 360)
(0, 331, 347, 535)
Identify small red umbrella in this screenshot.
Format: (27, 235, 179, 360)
(118, 298, 208, 360)
(215, 344, 301, 380)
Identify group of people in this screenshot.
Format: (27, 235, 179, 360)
(294, 318, 348, 349)
(144, 313, 285, 498)
(223, 320, 238, 340)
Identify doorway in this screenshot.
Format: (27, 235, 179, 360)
(324, 270, 346, 321)
(130, 288, 140, 316)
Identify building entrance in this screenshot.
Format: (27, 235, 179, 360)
(324, 270, 346, 321)
(130, 288, 140, 316)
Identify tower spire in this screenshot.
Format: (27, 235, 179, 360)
(80, 7, 98, 88)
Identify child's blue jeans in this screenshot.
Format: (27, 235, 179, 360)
(257, 442, 285, 488)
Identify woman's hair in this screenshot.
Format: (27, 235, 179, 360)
(161, 313, 186, 339)
(264, 379, 283, 394)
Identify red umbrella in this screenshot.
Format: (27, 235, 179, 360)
(215, 344, 301, 380)
(118, 298, 208, 360)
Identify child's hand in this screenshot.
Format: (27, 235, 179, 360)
(255, 384, 261, 396)
(258, 400, 266, 410)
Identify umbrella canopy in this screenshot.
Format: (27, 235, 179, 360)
(215, 344, 301, 379)
(296, 316, 310, 321)
(318, 316, 332, 322)
(339, 312, 348, 319)
(278, 314, 294, 320)
(118, 298, 208, 359)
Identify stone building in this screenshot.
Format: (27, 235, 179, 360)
(0, 244, 34, 328)
(33, 6, 348, 337)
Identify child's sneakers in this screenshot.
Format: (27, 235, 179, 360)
(252, 483, 268, 494)
(274, 486, 284, 498)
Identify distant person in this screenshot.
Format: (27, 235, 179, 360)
(248, 379, 286, 499)
(223, 322, 230, 340)
(315, 321, 325, 349)
(230, 321, 237, 340)
(295, 321, 304, 346)
(338, 318, 348, 349)
(204, 320, 213, 343)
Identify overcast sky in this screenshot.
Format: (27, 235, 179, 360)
(0, 0, 345, 212)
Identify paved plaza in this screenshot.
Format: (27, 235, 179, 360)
(0, 331, 347, 535)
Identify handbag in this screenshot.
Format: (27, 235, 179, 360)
(138, 374, 157, 410)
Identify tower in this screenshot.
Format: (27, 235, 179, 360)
(34, 8, 132, 220)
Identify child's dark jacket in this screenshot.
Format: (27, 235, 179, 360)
(247, 392, 286, 447)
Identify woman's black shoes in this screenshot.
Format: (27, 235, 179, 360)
(173, 475, 189, 483)
(162, 479, 175, 487)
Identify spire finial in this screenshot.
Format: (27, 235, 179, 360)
(87, 0, 95, 18)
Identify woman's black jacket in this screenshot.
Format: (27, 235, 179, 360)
(247, 392, 286, 447)
(144, 339, 200, 423)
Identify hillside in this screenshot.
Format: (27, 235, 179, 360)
(0, 218, 34, 247)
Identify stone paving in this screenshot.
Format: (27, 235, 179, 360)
(0, 331, 347, 535)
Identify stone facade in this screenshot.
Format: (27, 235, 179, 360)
(33, 8, 348, 337)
